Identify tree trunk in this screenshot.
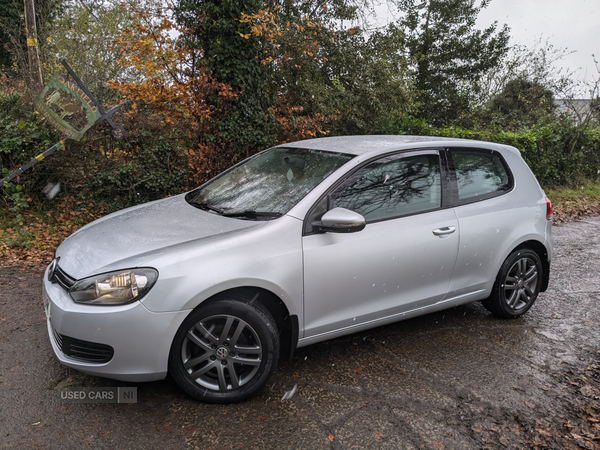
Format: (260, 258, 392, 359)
(23, 0, 43, 88)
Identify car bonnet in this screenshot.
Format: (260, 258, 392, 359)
(54, 194, 263, 279)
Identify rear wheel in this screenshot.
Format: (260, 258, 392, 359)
(169, 298, 279, 403)
(483, 249, 543, 318)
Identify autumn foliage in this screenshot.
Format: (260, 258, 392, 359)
(2, 0, 599, 271)
(110, 19, 236, 125)
(0, 199, 109, 270)
(107, 4, 326, 186)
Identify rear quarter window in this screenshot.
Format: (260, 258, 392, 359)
(450, 150, 513, 204)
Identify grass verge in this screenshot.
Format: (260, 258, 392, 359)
(545, 182, 600, 224)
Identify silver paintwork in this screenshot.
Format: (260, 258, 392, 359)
(43, 135, 552, 382)
(319, 207, 366, 230)
(58, 195, 263, 279)
(303, 208, 459, 337)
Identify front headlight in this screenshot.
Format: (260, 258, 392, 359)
(69, 268, 158, 305)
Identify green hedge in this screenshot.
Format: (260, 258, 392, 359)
(3, 89, 600, 213)
(379, 115, 600, 186)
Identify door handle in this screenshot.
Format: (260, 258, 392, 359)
(432, 226, 456, 236)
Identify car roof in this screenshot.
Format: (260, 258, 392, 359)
(279, 135, 519, 156)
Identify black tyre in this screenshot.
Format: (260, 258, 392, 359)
(169, 298, 279, 403)
(482, 249, 543, 319)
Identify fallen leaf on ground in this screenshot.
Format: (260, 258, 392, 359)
(328, 435, 334, 441)
(373, 431, 384, 440)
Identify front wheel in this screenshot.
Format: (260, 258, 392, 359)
(482, 249, 543, 318)
(169, 298, 279, 403)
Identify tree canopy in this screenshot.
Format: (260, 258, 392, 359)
(393, 0, 510, 124)
(2, 0, 599, 213)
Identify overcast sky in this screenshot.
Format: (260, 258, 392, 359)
(373, 0, 599, 97)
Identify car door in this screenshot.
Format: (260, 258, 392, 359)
(302, 150, 459, 338)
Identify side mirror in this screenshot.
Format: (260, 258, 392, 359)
(314, 207, 366, 233)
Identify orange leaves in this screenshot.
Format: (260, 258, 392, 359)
(268, 97, 325, 144)
(106, 3, 326, 191)
(109, 11, 238, 188)
(238, 9, 279, 41)
(237, 8, 323, 68)
(111, 9, 235, 129)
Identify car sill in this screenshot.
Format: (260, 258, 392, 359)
(298, 289, 486, 348)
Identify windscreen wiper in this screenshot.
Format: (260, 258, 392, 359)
(221, 210, 283, 220)
(193, 201, 224, 215)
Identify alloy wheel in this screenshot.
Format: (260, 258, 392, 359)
(502, 257, 538, 311)
(181, 314, 263, 391)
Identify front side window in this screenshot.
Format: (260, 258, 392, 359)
(331, 153, 441, 223)
(186, 147, 353, 219)
(451, 151, 512, 203)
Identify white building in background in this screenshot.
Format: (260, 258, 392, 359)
(555, 99, 596, 121)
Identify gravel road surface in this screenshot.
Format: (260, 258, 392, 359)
(1, 218, 599, 449)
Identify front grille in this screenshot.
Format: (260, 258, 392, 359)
(53, 265, 76, 290)
(52, 327, 114, 364)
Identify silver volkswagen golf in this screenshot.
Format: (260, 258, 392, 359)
(43, 136, 553, 403)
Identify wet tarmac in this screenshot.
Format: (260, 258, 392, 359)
(1, 217, 599, 449)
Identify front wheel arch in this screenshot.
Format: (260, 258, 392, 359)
(168, 298, 280, 403)
(183, 286, 299, 361)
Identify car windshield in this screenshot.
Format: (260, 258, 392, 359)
(187, 147, 353, 219)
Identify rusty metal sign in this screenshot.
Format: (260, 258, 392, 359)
(34, 73, 98, 141)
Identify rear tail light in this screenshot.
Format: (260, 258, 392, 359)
(545, 197, 553, 220)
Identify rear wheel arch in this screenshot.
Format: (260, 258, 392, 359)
(483, 248, 542, 318)
(510, 240, 550, 292)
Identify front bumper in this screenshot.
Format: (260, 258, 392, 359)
(43, 267, 190, 382)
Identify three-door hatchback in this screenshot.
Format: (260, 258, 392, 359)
(43, 135, 553, 403)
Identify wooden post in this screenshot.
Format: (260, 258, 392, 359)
(23, 0, 43, 87)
